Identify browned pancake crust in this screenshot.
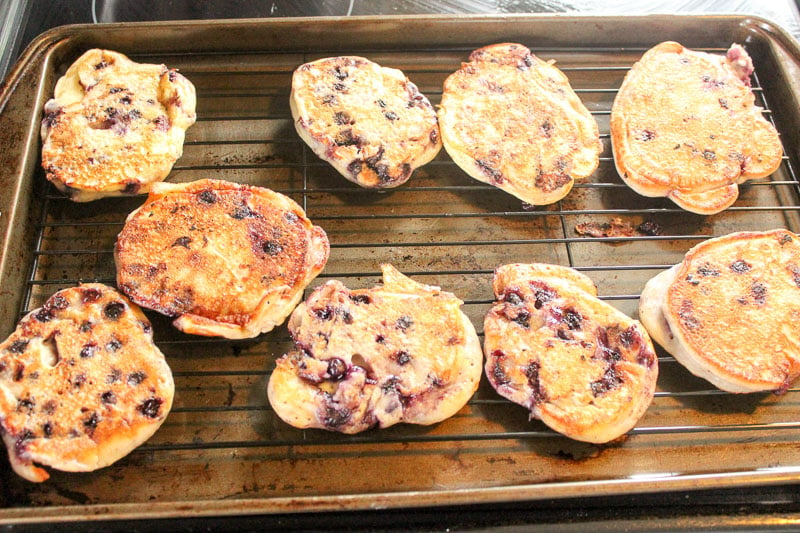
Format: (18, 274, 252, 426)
(664, 230, 800, 391)
(115, 179, 329, 339)
(0, 284, 173, 482)
(439, 43, 601, 205)
(41, 49, 196, 202)
(611, 42, 783, 214)
(291, 56, 441, 188)
(484, 264, 658, 443)
(267, 264, 483, 434)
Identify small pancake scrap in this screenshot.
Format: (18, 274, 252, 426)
(115, 179, 329, 339)
(41, 49, 197, 202)
(438, 43, 601, 205)
(0, 284, 173, 482)
(611, 42, 783, 215)
(267, 264, 483, 434)
(484, 264, 658, 443)
(291, 56, 441, 188)
(639, 229, 800, 393)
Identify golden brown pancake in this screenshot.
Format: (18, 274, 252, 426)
(115, 179, 329, 339)
(0, 284, 173, 482)
(484, 263, 658, 443)
(639, 229, 800, 392)
(41, 49, 196, 202)
(611, 42, 783, 214)
(267, 264, 483, 434)
(438, 43, 601, 206)
(291, 56, 441, 188)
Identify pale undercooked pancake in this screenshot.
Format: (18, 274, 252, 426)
(291, 56, 441, 188)
(439, 43, 601, 206)
(484, 263, 658, 443)
(268, 264, 483, 433)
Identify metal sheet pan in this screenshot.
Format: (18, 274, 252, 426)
(2, 14, 800, 524)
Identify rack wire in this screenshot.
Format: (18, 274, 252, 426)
(9, 43, 800, 506)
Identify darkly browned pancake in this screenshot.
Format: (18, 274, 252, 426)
(115, 179, 329, 339)
(41, 49, 196, 202)
(439, 43, 601, 206)
(484, 263, 658, 443)
(639, 229, 800, 392)
(267, 264, 482, 434)
(0, 284, 173, 482)
(291, 56, 441, 188)
(611, 42, 782, 214)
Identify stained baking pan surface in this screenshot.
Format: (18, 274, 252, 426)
(1, 14, 800, 524)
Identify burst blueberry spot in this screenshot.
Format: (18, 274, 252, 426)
(563, 308, 583, 330)
(394, 350, 411, 365)
(33, 308, 53, 322)
(82, 287, 102, 303)
(73, 373, 87, 388)
(730, 260, 751, 273)
(17, 397, 34, 412)
(104, 301, 125, 320)
(512, 310, 530, 328)
(101, 391, 117, 405)
(127, 371, 146, 386)
(262, 240, 282, 255)
(197, 190, 217, 204)
(396, 316, 413, 331)
(313, 305, 333, 320)
(591, 366, 623, 396)
(50, 295, 70, 310)
(697, 264, 720, 277)
(80, 343, 98, 359)
(326, 358, 347, 381)
(152, 115, 170, 131)
(531, 281, 557, 309)
(503, 288, 524, 306)
(138, 397, 163, 418)
(751, 282, 767, 305)
(105, 339, 122, 352)
(476, 159, 503, 183)
(8, 340, 28, 354)
(333, 111, 352, 125)
(350, 293, 372, 304)
(172, 236, 192, 248)
(324, 405, 351, 427)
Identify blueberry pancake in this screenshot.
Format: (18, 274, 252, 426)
(267, 264, 482, 434)
(639, 230, 800, 393)
(0, 284, 173, 482)
(611, 42, 783, 214)
(438, 43, 601, 206)
(484, 263, 658, 444)
(290, 56, 441, 188)
(115, 179, 329, 339)
(41, 49, 196, 202)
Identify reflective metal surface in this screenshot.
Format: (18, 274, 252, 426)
(1, 14, 800, 525)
